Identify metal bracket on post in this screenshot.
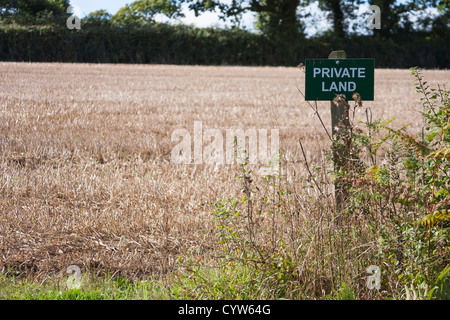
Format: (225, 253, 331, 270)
(328, 50, 347, 60)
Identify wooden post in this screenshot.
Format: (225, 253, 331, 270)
(328, 50, 351, 213)
(329, 50, 347, 138)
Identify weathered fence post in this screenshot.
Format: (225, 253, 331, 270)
(328, 50, 350, 212)
(331, 94, 351, 213)
(329, 50, 348, 138)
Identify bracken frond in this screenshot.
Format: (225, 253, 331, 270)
(382, 126, 431, 157)
(415, 210, 450, 228)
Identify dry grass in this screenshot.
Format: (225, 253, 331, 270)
(0, 62, 448, 284)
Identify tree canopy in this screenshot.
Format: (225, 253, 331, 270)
(177, 0, 447, 39)
(0, 0, 447, 39)
(111, 0, 184, 25)
(181, 0, 305, 40)
(0, 0, 70, 25)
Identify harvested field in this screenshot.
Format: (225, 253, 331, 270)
(0, 62, 448, 282)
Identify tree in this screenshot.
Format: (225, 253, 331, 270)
(179, 0, 306, 64)
(181, 0, 305, 39)
(431, 0, 450, 36)
(82, 10, 112, 27)
(111, 0, 184, 25)
(316, 0, 361, 38)
(254, 0, 304, 40)
(0, 0, 70, 25)
(86, 10, 112, 22)
(368, 0, 442, 37)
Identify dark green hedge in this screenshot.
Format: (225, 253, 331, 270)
(0, 23, 448, 68)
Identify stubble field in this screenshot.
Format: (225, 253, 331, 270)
(0, 63, 448, 296)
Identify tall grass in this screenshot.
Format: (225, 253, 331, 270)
(0, 63, 448, 299)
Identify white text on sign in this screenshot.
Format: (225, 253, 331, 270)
(313, 67, 366, 78)
(313, 67, 366, 93)
(322, 82, 356, 91)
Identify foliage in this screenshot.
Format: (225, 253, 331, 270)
(0, 0, 449, 66)
(0, 0, 70, 25)
(180, 0, 448, 39)
(0, 271, 169, 300)
(316, 0, 359, 38)
(368, 0, 438, 36)
(339, 68, 450, 298)
(0, 22, 448, 68)
(82, 10, 112, 28)
(181, 0, 306, 57)
(111, 0, 184, 26)
(210, 161, 300, 299)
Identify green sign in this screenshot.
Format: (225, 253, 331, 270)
(305, 58, 374, 101)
